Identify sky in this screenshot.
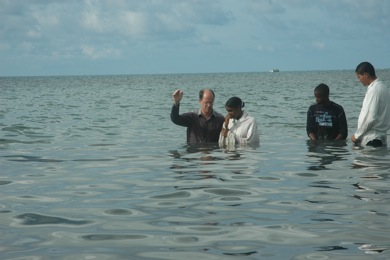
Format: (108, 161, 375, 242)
(1, 0, 389, 76)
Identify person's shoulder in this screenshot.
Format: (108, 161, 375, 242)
(372, 79, 387, 88)
(240, 112, 257, 123)
(213, 111, 225, 119)
(179, 109, 198, 117)
(308, 103, 318, 110)
(242, 112, 254, 119)
(374, 78, 384, 84)
(330, 101, 343, 107)
(247, 115, 257, 124)
(375, 79, 389, 91)
(330, 101, 345, 111)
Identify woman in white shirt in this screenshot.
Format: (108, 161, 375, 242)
(219, 97, 260, 148)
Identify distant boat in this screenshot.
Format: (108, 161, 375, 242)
(270, 68, 279, 72)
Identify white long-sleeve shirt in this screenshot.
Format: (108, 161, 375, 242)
(354, 79, 390, 146)
(219, 112, 260, 148)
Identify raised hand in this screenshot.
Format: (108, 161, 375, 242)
(224, 113, 231, 128)
(172, 90, 184, 105)
(221, 114, 231, 137)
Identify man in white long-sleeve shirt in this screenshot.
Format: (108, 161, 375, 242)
(351, 62, 390, 147)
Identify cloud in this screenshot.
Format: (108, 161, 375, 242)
(312, 41, 325, 49)
(0, 0, 389, 75)
(81, 1, 148, 36)
(77, 0, 233, 38)
(257, 45, 275, 52)
(121, 11, 148, 36)
(80, 44, 121, 59)
(247, 0, 286, 14)
(0, 42, 10, 51)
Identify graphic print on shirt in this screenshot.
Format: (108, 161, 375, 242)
(315, 111, 333, 127)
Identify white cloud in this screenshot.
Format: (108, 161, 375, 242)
(247, 0, 285, 14)
(20, 42, 34, 52)
(32, 10, 59, 28)
(82, 11, 103, 32)
(27, 28, 42, 39)
(121, 11, 147, 36)
(0, 0, 389, 75)
(80, 45, 121, 59)
(312, 41, 325, 49)
(0, 42, 10, 51)
(157, 13, 188, 33)
(257, 45, 274, 52)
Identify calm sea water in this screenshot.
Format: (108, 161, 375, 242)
(1, 70, 390, 259)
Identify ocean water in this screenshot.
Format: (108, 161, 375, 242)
(1, 70, 390, 259)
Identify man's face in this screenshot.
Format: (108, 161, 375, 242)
(357, 73, 370, 86)
(314, 91, 327, 105)
(199, 93, 214, 114)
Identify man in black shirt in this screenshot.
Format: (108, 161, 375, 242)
(171, 89, 224, 143)
(306, 83, 348, 140)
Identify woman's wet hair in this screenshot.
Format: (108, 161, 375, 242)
(225, 97, 245, 108)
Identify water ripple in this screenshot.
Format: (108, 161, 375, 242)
(81, 234, 147, 241)
(104, 209, 133, 215)
(13, 213, 93, 226)
(204, 188, 252, 196)
(151, 191, 192, 199)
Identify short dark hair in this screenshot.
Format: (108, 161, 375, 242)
(314, 83, 330, 97)
(199, 89, 215, 100)
(355, 61, 376, 78)
(225, 97, 245, 108)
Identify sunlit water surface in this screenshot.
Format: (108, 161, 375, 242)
(1, 71, 390, 259)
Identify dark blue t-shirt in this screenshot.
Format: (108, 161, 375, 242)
(306, 101, 348, 140)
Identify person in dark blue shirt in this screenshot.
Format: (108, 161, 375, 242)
(306, 83, 348, 141)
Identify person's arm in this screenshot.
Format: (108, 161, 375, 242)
(353, 90, 378, 142)
(172, 89, 183, 106)
(229, 117, 259, 145)
(220, 114, 231, 138)
(219, 120, 228, 146)
(335, 108, 348, 140)
(306, 107, 317, 140)
(351, 134, 359, 144)
(170, 90, 191, 127)
(238, 120, 259, 145)
(308, 132, 317, 141)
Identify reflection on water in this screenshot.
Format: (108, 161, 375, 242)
(169, 144, 249, 181)
(2, 73, 390, 259)
(353, 145, 390, 169)
(306, 140, 349, 171)
(14, 213, 93, 226)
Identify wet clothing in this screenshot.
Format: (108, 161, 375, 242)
(219, 112, 259, 147)
(306, 101, 348, 140)
(354, 79, 390, 146)
(171, 103, 224, 143)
